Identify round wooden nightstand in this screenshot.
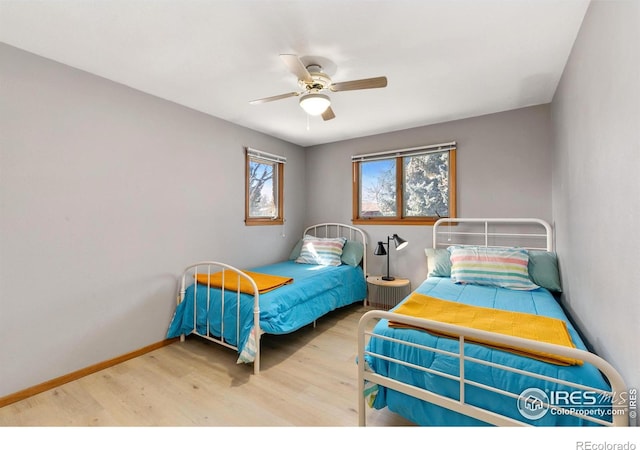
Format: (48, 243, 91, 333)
(366, 275, 411, 310)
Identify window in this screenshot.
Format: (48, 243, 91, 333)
(352, 142, 456, 225)
(245, 147, 285, 226)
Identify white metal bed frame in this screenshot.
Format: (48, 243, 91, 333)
(178, 223, 367, 374)
(357, 218, 629, 427)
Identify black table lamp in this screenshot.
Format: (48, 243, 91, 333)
(374, 234, 409, 281)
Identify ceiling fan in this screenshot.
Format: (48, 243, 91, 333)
(249, 54, 388, 121)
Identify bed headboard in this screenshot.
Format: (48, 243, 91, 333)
(303, 223, 368, 274)
(433, 218, 553, 252)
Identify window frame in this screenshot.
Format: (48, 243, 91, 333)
(245, 148, 285, 226)
(352, 144, 457, 226)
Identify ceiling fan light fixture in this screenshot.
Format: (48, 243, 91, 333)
(299, 93, 330, 116)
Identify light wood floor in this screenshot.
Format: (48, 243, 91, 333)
(0, 303, 414, 427)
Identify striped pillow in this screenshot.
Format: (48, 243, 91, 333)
(449, 246, 539, 290)
(295, 235, 347, 266)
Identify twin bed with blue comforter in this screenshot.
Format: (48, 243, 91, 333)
(358, 218, 629, 427)
(167, 223, 367, 374)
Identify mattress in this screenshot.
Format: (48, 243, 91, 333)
(167, 260, 367, 361)
(365, 276, 613, 426)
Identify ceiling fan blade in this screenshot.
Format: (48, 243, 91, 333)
(322, 106, 336, 121)
(249, 91, 299, 105)
(280, 54, 313, 83)
(330, 76, 388, 92)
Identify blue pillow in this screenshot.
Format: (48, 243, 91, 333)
(341, 240, 364, 267)
(527, 250, 562, 293)
(425, 248, 452, 277)
(289, 239, 303, 260)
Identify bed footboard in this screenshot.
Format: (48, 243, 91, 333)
(357, 310, 629, 427)
(178, 261, 261, 374)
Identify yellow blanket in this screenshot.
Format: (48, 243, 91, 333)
(195, 270, 293, 295)
(389, 293, 581, 366)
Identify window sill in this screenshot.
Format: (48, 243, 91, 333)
(245, 218, 285, 226)
(353, 217, 445, 226)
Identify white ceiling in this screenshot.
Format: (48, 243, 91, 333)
(0, 0, 590, 147)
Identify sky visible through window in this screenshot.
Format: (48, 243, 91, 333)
(360, 159, 396, 203)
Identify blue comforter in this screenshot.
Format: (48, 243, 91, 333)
(167, 261, 367, 361)
(365, 277, 613, 426)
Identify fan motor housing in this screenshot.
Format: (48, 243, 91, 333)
(300, 65, 331, 92)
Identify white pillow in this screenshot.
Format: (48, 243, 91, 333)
(295, 235, 346, 266)
(449, 246, 539, 290)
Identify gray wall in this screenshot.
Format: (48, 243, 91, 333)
(305, 105, 553, 289)
(551, 0, 639, 391)
(0, 43, 306, 397)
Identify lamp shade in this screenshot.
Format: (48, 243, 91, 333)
(374, 241, 387, 256)
(299, 93, 330, 115)
(392, 234, 408, 250)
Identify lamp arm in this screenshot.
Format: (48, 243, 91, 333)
(384, 236, 392, 281)
(387, 236, 391, 279)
